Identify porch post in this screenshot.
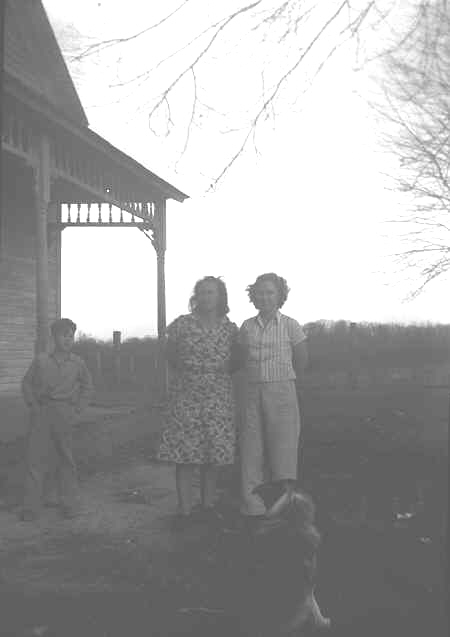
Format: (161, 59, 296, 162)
(0, 0, 5, 247)
(48, 202, 62, 319)
(154, 198, 167, 400)
(33, 135, 51, 353)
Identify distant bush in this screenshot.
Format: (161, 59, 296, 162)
(73, 323, 450, 388)
(73, 335, 158, 389)
(304, 321, 450, 374)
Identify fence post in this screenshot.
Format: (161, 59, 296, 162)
(154, 198, 168, 403)
(113, 330, 121, 386)
(95, 348, 103, 387)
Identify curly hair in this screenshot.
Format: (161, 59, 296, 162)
(189, 276, 230, 316)
(50, 318, 77, 337)
(246, 273, 290, 308)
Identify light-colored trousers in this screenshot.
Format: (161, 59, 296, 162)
(23, 402, 79, 514)
(239, 379, 301, 515)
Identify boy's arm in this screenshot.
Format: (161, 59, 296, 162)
(77, 360, 93, 412)
(22, 360, 39, 409)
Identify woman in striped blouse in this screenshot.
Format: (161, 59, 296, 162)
(238, 273, 309, 519)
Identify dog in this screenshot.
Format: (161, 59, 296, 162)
(241, 480, 331, 636)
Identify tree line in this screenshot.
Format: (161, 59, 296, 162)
(73, 322, 450, 380)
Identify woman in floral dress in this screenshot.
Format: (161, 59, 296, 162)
(158, 276, 239, 528)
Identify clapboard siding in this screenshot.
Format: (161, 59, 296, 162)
(0, 159, 60, 396)
(0, 254, 36, 393)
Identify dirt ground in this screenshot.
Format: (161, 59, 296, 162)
(0, 400, 447, 637)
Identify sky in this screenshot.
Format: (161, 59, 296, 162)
(43, 0, 450, 340)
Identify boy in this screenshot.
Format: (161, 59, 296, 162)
(21, 318, 93, 521)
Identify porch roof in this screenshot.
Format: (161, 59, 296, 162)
(3, 75, 188, 212)
(3, 0, 188, 211)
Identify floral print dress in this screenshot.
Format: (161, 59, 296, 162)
(158, 314, 238, 465)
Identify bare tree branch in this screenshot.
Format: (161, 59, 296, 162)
(147, 1, 264, 139)
(367, 1, 450, 295)
(211, 0, 366, 185)
(67, 1, 396, 187)
(70, 0, 192, 62)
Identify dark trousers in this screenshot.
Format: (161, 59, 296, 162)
(23, 402, 79, 514)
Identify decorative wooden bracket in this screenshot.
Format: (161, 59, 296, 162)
(47, 201, 155, 243)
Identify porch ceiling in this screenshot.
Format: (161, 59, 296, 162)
(2, 78, 188, 216)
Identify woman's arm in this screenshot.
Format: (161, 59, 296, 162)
(22, 358, 39, 408)
(165, 338, 179, 370)
(164, 317, 182, 370)
(229, 340, 247, 373)
(292, 340, 309, 384)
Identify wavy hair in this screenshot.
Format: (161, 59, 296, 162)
(246, 272, 290, 308)
(189, 276, 230, 316)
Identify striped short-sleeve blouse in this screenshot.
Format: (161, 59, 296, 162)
(239, 311, 307, 382)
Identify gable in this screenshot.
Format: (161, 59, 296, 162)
(4, 0, 88, 126)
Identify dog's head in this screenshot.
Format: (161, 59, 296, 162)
(253, 480, 319, 542)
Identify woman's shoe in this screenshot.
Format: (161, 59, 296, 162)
(171, 513, 194, 532)
(193, 505, 225, 527)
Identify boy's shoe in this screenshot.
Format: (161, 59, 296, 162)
(19, 509, 40, 522)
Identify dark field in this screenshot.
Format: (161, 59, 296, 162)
(0, 384, 448, 637)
